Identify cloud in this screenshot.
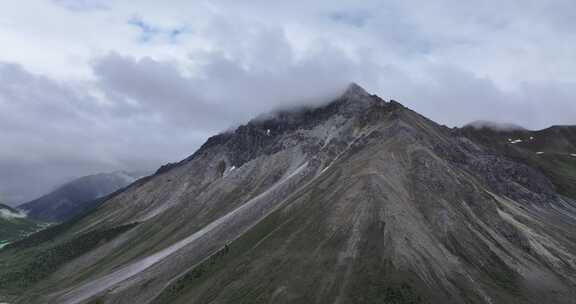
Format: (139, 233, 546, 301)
(127, 16, 190, 43)
(0, 23, 376, 204)
(91, 24, 379, 128)
(52, 0, 110, 11)
(328, 10, 373, 28)
(0, 0, 576, 204)
(0, 61, 209, 204)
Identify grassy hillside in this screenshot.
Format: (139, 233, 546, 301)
(0, 204, 44, 247)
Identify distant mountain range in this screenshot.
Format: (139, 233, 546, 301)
(1, 84, 576, 304)
(18, 171, 148, 222)
(1, 171, 148, 249)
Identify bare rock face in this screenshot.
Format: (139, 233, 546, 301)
(2, 84, 576, 304)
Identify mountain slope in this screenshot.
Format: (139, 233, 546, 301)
(457, 124, 576, 199)
(2, 84, 576, 304)
(18, 171, 147, 222)
(0, 204, 42, 246)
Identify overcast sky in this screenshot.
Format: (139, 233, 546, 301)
(1, 0, 576, 204)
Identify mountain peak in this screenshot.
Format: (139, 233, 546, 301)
(163, 83, 398, 175)
(340, 82, 370, 100)
(333, 82, 390, 117)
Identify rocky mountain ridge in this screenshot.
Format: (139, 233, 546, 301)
(1, 83, 576, 304)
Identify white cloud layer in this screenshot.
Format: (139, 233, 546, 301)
(0, 0, 575, 204)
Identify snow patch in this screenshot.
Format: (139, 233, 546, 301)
(266, 129, 271, 136)
(508, 139, 523, 144)
(536, 152, 545, 155)
(570, 154, 576, 157)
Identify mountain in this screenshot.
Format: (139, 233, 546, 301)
(18, 171, 148, 222)
(0, 203, 42, 247)
(2, 83, 576, 304)
(458, 124, 576, 198)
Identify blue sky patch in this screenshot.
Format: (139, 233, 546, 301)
(128, 16, 190, 44)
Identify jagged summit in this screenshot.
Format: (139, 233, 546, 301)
(258, 82, 381, 123)
(171, 83, 398, 170)
(245, 82, 393, 131)
(333, 82, 385, 116)
(340, 82, 370, 99)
